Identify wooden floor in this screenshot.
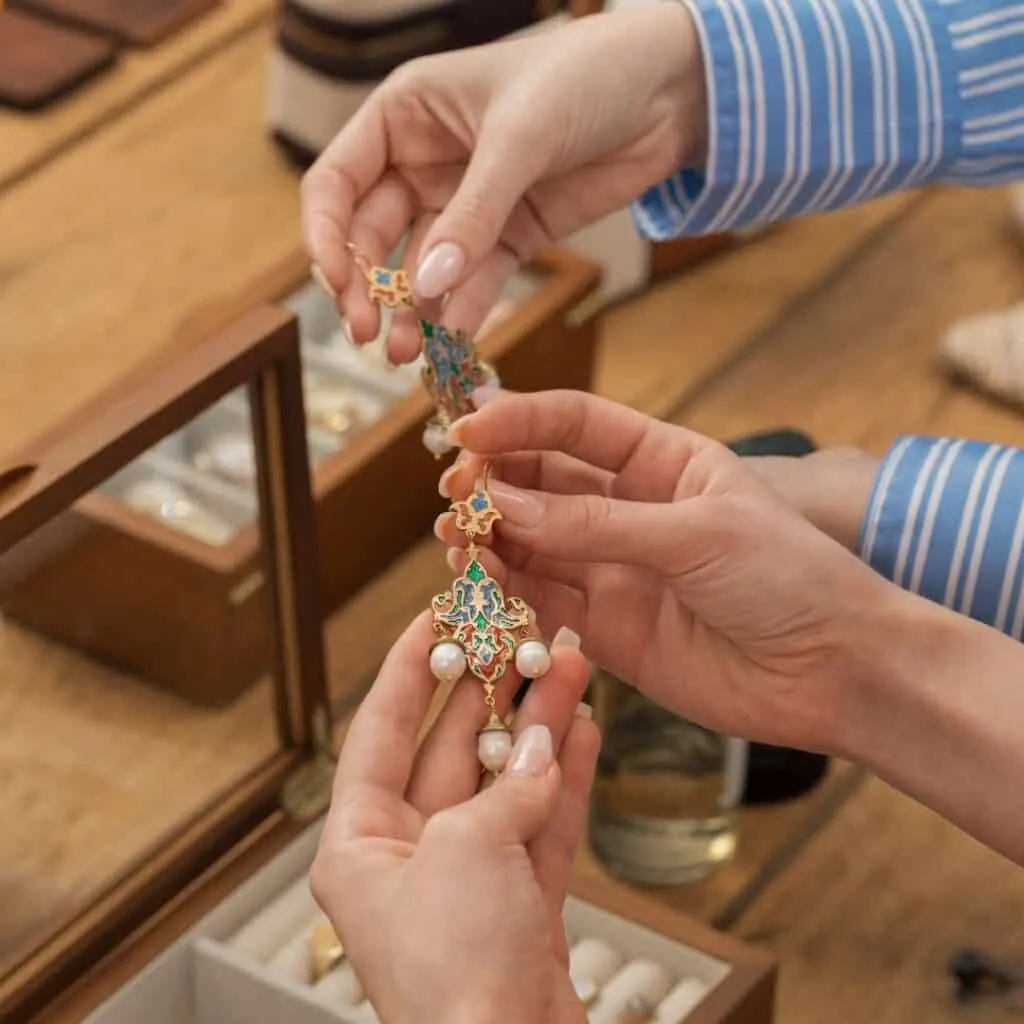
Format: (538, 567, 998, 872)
(2, 4, 1024, 1020)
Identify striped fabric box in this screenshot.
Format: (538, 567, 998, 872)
(268, 0, 569, 164)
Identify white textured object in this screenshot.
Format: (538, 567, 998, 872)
(588, 959, 675, 1024)
(570, 938, 625, 1004)
(655, 978, 709, 1021)
(940, 303, 1024, 408)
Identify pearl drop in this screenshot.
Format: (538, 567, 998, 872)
(429, 642, 466, 684)
(515, 640, 551, 679)
(423, 423, 453, 456)
(478, 729, 513, 773)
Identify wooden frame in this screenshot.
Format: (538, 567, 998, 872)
(0, 307, 328, 1021)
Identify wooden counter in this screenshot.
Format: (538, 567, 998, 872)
(2, 3, 1024, 1020)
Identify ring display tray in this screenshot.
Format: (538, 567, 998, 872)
(77, 824, 773, 1024)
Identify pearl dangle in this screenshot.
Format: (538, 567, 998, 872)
(427, 471, 551, 773)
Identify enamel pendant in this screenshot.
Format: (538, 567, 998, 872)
(419, 319, 499, 459)
(345, 243, 414, 350)
(428, 475, 550, 773)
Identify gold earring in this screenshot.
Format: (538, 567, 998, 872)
(419, 319, 499, 459)
(427, 467, 550, 773)
(346, 243, 414, 309)
(309, 917, 345, 982)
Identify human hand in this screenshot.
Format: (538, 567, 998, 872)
(436, 390, 899, 757)
(311, 612, 599, 1024)
(301, 5, 706, 362)
(743, 447, 879, 552)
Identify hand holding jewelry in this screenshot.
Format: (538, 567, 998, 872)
(428, 472, 550, 773)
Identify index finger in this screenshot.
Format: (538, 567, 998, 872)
(300, 99, 389, 296)
(452, 390, 698, 481)
(334, 610, 440, 799)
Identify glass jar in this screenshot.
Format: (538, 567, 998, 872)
(588, 670, 747, 886)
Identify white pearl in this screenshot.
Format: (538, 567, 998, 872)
(515, 640, 551, 679)
(429, 642, 466, 684)
(423, 423, 454, 456)
(478, 729, 513, 773)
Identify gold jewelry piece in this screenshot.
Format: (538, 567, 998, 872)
(309, 918, 345, 982)
(419, 319, 498, 459)
(427, 468, 550, 773)
(616, 995, 656, 1024)
(123, 478, 235, 546)
(345, 242, 500, 459)
(572, 975, 601, 1007)
(346, 243, 413, 309)
(303, 372, 367, 439)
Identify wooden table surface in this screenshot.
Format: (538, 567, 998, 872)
(2, 5, 1024, 1022)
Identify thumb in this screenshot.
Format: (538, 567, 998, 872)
(432, 725, 560, 849)
(413, 112, 552, 300)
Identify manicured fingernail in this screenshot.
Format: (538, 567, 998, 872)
(438, 460, 463, 498)
(575, 702, 593, 720)
(415, 243, 466, 299)
(551, 626, 581, 651)
(310, 263, 337, 300)
(446, 547, 463, 573)
(470, 385, 504, 408)
(433, 512, 450, 542)
(506, 724, 553, 778)
(489, 480, 542, 528)
(446, 415, 473, 446)
(343, 320, 357, 346)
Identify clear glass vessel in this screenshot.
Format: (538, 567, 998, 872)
(588, 670, 748, 886)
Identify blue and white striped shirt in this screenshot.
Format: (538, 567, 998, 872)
(861, 438, 1024, 639)
(633, 0, 1024, 237)
(628, 0, 1024, 636)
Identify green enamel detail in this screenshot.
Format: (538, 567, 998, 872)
(465, 561, 485, 583)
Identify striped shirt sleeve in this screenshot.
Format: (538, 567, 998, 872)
(859, 436, 1024, 640)
(632, 0, 1024, 238)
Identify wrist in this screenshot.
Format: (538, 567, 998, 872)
(642, 2, 709, 166)
(746, 448, 878, 552)
(831, 581, 1013, 769)
(833, 581, 1024, 863)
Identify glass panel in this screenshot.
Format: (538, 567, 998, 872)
(0, 396, 281, 975)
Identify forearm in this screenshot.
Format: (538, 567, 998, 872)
(634, 0, 1024, 238)
(839, 584, 1024, 866)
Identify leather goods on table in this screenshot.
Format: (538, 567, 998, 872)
(0, 7, 116, 110)
(10, 0, 219, 46)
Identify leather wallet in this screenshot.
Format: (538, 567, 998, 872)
(0, 7, 116, 111)
(10, 0, 220, 46)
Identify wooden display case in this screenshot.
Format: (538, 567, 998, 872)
(0, 309, 776, 1022)
(0, 246, 599, 708)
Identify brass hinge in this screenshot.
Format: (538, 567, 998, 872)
(280, 705, 337, 822)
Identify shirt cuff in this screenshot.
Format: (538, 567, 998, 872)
(632, 0, 965, 238)
(859, 436, 1024, 639)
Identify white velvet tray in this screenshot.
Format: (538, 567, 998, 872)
(85, 821, 730, 1024)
